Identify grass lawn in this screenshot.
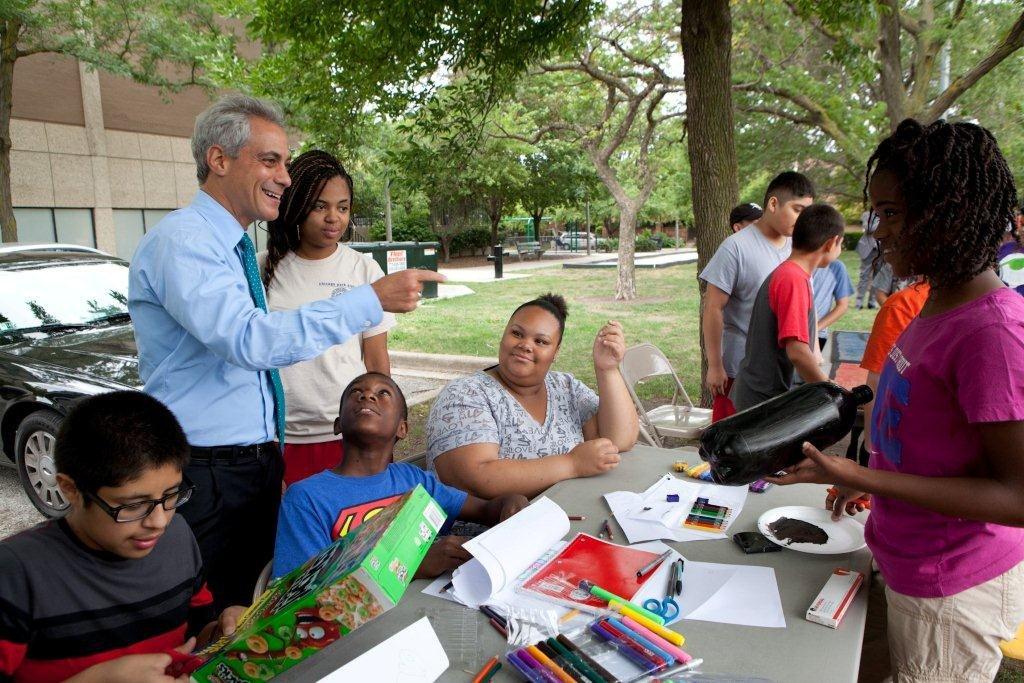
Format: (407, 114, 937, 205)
(389, 249, 878, 461)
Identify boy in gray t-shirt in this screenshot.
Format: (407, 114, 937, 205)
(700, 171, 815, 421)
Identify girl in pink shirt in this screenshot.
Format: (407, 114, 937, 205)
(770, 119, 1024, 681)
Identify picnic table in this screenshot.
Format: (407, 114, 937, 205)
(277, 444, 871, 682)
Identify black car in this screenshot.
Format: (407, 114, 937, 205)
(0, 245, 139, 517)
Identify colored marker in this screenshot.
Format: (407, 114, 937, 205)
(620, 615, 692, 664)
(517, 649, 562, 683)
(472, 656, 500, 683)
(546, 638, 604, 683)
(608, 601, 686, 646)
(536, 641, 587, 683)
(606, 616, 676, 665)
(636, 549, 673, 579)
(557, 634, 617, 682)
(579, 580, 666, 625)
(526, 644, 575, 683)
(590, 621, 660, 672)
(507, 651, 547, 683)
(600, 618, 668, 668)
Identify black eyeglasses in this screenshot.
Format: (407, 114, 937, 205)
(84, 478, 195, 523)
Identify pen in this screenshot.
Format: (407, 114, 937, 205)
(674, 559, 684, 596)
(636, 549, 673, 579)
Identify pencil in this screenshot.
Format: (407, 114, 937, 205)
(488, 617, 508, 638)
(568, 515, 586, 521)
(472, 656, 500, 683)
(601, 518, 614, 541)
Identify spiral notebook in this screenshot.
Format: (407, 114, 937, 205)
(518, 533, 664, 612)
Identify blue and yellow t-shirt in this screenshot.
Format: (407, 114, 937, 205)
(272, 464, 466, 578)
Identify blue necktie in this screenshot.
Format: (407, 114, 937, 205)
(239, 233, 287, 444)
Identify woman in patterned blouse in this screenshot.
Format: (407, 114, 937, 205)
(425, 293, 638, 498)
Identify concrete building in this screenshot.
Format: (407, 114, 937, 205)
(8, 52, 271, 259)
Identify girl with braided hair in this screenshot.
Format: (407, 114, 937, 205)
(768, 119, 1024, 681)
(258, 150, 395, 485)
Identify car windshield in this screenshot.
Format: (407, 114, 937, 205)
(0, 259, 130, 336)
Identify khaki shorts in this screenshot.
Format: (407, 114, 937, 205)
(885, 561, 1024, 682)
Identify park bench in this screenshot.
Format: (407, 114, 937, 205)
(515, 241, 546, 261)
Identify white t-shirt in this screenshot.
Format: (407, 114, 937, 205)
(258, 246, 396, 443)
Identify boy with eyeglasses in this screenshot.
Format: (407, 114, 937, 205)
(0, 392, 245, 683)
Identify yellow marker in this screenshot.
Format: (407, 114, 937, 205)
(610, 601, 686, 647)
(527, 645, 575, 683)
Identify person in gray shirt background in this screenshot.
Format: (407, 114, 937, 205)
(700, 171, 815, 421)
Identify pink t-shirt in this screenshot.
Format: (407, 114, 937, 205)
(867, 287, 1024, 597)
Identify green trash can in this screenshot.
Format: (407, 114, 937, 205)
(349, 241, 440, 298)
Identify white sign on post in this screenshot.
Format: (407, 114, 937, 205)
(386, 250, 408, 274)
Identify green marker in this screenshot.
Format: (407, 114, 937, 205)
(578, 580, 666, 625)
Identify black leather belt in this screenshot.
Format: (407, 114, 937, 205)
(190, 441, 278, 463)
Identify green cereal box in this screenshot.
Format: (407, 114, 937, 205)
(182, 485, 446, 682)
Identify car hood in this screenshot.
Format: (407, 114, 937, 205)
(2, 325, 140, 388)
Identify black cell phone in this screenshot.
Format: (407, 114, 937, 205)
(733, 531, 783, 554)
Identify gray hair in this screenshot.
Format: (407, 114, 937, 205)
(192, 94, 285, 183)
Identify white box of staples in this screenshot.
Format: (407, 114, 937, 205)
(806, 568, 865, 629)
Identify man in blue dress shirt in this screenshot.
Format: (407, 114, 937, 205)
(129, 94, 442, 610)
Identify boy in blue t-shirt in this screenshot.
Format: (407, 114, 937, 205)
(273, 372, 529, 578)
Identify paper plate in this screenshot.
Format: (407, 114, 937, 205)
(757, 505, 866, 554)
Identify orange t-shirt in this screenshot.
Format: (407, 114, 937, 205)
(860, 281, 930, 373)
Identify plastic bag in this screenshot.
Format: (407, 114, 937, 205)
(504, 605, 560, 648)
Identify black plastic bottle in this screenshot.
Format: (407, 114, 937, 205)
(699, 382, 873, 486)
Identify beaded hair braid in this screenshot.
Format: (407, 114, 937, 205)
(263, 150, 355, 290)
(864, 119, 1018, 288)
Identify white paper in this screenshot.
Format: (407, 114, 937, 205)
(605, 475, 748, 544)
(627, 544, 786, 629)
(421, 573, 459, 604)
(450, 496, 569, 608)
(317, 616, 449, 682)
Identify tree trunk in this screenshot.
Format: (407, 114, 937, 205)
(615, 206, 638, 300)
(531, 208, 544, 240)
(681, 0, 738, 406)
(0, 20, 19, 243)
(877, 0, 907, 130)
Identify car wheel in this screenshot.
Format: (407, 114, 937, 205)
(15, 410, 69, 517)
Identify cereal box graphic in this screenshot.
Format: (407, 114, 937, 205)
(180, 485, 445, 682)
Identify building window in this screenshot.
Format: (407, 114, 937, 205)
(113, 209, 146, 260)
(12, 208, 95, 248)
(112, 209, 174, 260)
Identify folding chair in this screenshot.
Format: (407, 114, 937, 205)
(619, 343, 712, 447)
